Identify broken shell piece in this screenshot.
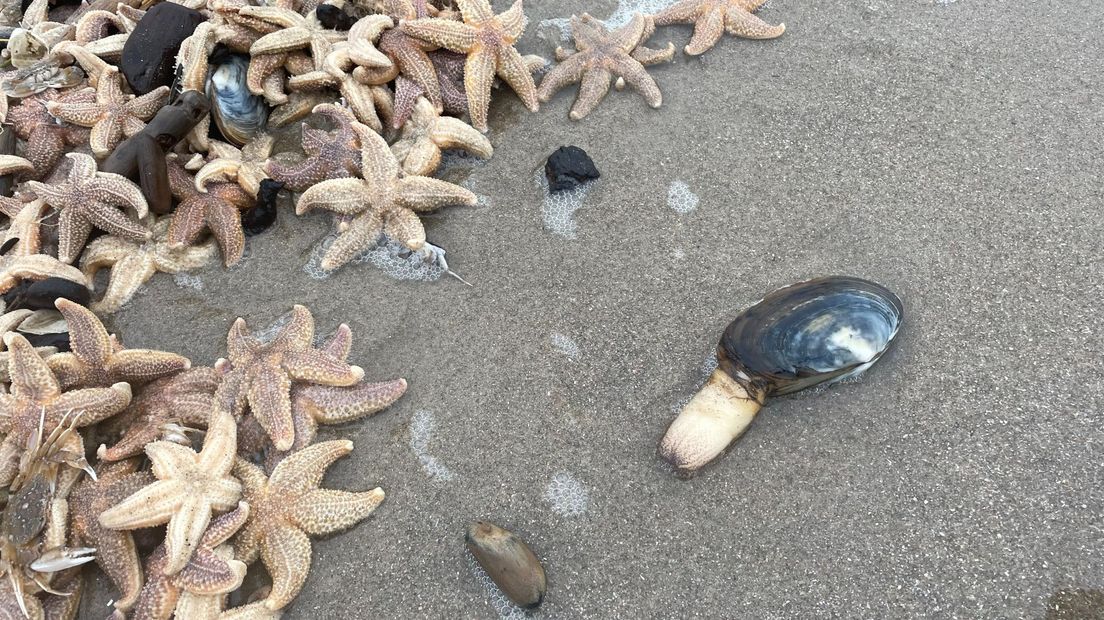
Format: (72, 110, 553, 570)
(466, 521, 546, 609)
(659, 276, 903, 476)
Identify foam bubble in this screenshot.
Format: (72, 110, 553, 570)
(667, 180, 699, 214)
(536, 17, 572, 45)
(303, 233, 337, 280)
(549, 332, 580, 360)
(607, 0, 681, 29)
(303, 231, 448, 282)
(410, 410, 455, 481)
(535, 169, 595, 240)
(172, 272, 204, 291)
(467, 552, 530, 619)
(544, 471, 589, 517)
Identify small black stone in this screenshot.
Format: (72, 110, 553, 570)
(241, 179, 282, 236)
(2, 277, 91, 311)
(120, 3, 205, 95)
(22, 331, 70, 352)
(316, 4, 356, 30)
(544, 146, 600, 193)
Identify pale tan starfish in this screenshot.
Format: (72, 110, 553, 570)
(0, 332, 131, 486)
(166, 158, 254, 267)
(390, 96, 491, 176)
(234, 440, 385, 610)
(287, 61, 395, 132)
(195, 135, 275, 197)
(80, 216, 217, 314)
(537, 13, 673, 120)
(403, 0, 540, 131)
(239, 6, 347, 69)
(652, 0, 785, 56)
(99, 406, 243, 576)
(24, 153, 150, 264)
(297, 123, 477, 269)
(373, 0, 443, 111)
(44, 65, 169, 157)
(217, 304, 364, 451)
(47, 298, 191, 388)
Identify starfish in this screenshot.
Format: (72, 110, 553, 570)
(391, 49, 468, 129)
(297, 123, 478, 269)
(390, 96, 491, 176)
(234, 440, 385, 610)
(97, 367, 220, 462)
(537, 13, 674, 120)
(0, 154, 34, 178)
(166, 158, 255, 267)
(374, 0, 443, 111)
(0, 308, 59, 383)
(129, 502, 249, 620)
(69, 459, 156, 613)
(217, 304, 364, 451)
(652, 0, 785, 56)
(239, 6, 347, 70)
(195, 135, 275, 198)
(403, 0, 540, 131)
(80, 215, 217, 313)
(265, 103, 362, 192)
(0, 197, 47, 256)
(220, 598, 284, 619)
(5, 89, 93, 180)
(24, 153, 150, 265)
(74, 8, 136, 60)
(0, 253, 89, 293)
(44, 65, 169, 158)
(287, 58, 395, 132)
(47, 298, 191, 388)
(0, 332, 131, 486)
(98, 406, 243, 576)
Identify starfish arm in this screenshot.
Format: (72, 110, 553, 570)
(247, 52, 288, 95)
(383, 37, 442, 110)
(612, 55, 664, 107)
(206, 202, 247, 267)
(569, 67, 613, 120)
(90, 115, 127, 158)
(56, 206, 94, 264)
(495, 45, 540, 111)
(164, 495, 213, 574)
(52, 382, 132, 424)
(0, 155, 33, 176)
(270, 439, 352, 493)
(281, 349, 362, 386)
(25, 128, 67, 180)
(611, 13, 648, 52)
(155, 243, 218, 273)
(84, 202, 150, 243)
(632, 41, 676, 65)
(265, 157, 336, 193)
(260, 523, 312, 610)
(321, 324, 353, 360)
(44, 96, 102, 127)
(537, 55, 586, 102)
(292, 488, 384, 535)
(251, 27, 312, 55)
(685, 5, 726, 55)
(202, 502, 250, 548)
(402, 18, 478, 52)
(432, 116, 493, 157)
(100, 420, 162, 461)
(172, 547, 247, 595)
(725, 5, 785, 39)
(339, 80, 385, 133)
(296, 178, 371, 216)
(652, 0, 705, 25)
(247, 364, 296, 451)
(287, 70, 338, 91)
(99, 479, 184, 528)
(274, 305, 315, 350)
(297, 378, 407, 424)
(463, 44, 496, 130)
(232, 457, 269, 506)
(127, 86, 171, 120)
(44, 353, 85, 388)
(54, 297, 112, 363)
(383, 207, 425, 250)
(194, 160, 241, 192)
(167, 201, 209, 247)
(88, 173, 150, 217)
(80, 231, 139, 276)
(395, 176, 478, 212)
(396, 137, 440, 177)
(198, 408, 240, 475)
(498, 0, 528, 40)
(146, 441, 200, 479)
(321, 210, 384, 270)
(4, 332, 60, 400)
(108, 349, 191, 383)
(238, 6, 304, 29)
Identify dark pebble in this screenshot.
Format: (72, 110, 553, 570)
(241, 179, 282, 236)
(544, 145, 600, 193)
(3, 277, 91, 311)
(21, 331, 70, 351)
(316, 4, 356, 30)
(120, 3, 205, 95)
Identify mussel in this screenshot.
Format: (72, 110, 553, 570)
(206, 54, 268, 147)
(659, 276, 903, 476)
(466, 521, 547, 609)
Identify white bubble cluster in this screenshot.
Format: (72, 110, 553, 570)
(303, 232, 447, 282)
(536, 16, 572, 44)
(410, 410, 455, 481)
(302, 233, 337, 280)
(172, 273, 204, 291)
(535, 169, 595, 240)
(667, 180, 700, 214)
(467, 552, 529, 620)
(544, 471, 589, 517)
(549, 332, 580, 360)
(607, 0, 680, 29)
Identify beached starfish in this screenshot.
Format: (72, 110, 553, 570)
(0, 253, 88, 293)
(0, 332, 131, 486)
(217, 304, 364, 451)
(69, 459, 156, 613)
(240, 6, 347, 70)
(195, 135, 275, 197)
(0, 198, 47, 256)
(99, 406, 242, 576)
(652, 0, 785, 55)
(403, 0, 540, 131)
(373, 0, 443, 111)
(98, 367, 219, 462)
(297, 123, 477, 268)
(391, 96, 491, 176)
(24, 153, 150, 264)
(44, 66, 169, 157)
(538, 13, 673, 120)
(321, 15, 393, 77)
(6, 89, 93, 180)
(130, 502, 249, 619)
(287, 63, 394, 132)
(220, 598, 284, 619)
(74, 8, 136, 60)
(265, 103, 362, 192)
(391, 49, 467, 128)
(47, 298, 191, 388)
(166, 159, 254, 267)
(234, 440, 385, 610)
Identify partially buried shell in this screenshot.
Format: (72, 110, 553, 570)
(659, 276, 903, 477)
(466, 521, 547, 609)
(207, 54, 268, 147)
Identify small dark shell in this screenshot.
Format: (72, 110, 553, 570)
(3, 277, 92, 311)
(241, 179, 282, 236)
(207, 54, 268, 147)
(719, 276, 902, 397)
(466, 521, 547, 609)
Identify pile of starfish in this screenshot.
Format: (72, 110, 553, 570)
(0, 301, 407, 618)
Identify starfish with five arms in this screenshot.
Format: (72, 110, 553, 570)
(537, 13, 674, 120)
(391, 96, 492, 176)
(240, 6, 347, 70)
(265, 103, 362, 192)
(404, 0, 540, 131)
(24, 153, 150, 265)
(80, 215, 218, 314)
(234, 440, 385, 610)
(297, 123, 477, 269)
(166, 158, 255, 267)
(5, 89, 92, 180)
(195, 135, 275, 198)
(98, 406, 243, 576)
(652, 0, 785, 56)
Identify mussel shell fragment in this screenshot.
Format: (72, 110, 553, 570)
(719, 276, 903, 396)
(466, 521, 547, 609)
(206, 54, 268, 147)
